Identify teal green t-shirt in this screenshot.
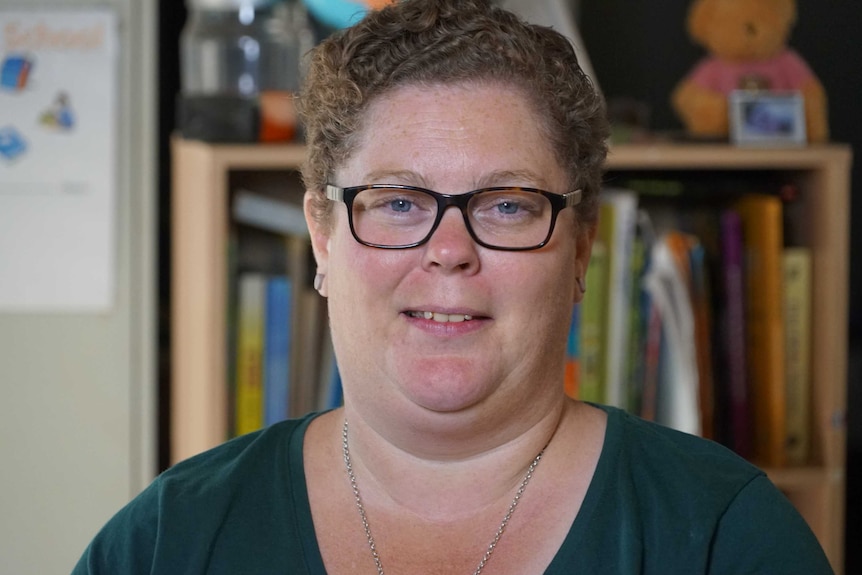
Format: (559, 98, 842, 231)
(73, 406, 834, 574)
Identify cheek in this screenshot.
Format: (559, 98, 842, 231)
(501, 253, 575, 322)
(325, 229, 410, 325)
(331, 237, 405, 289)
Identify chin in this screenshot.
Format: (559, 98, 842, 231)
(396, 365, 498, 414)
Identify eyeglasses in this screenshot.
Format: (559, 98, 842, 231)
(325, 184, 582, 251)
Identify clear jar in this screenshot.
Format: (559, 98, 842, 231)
(179, 0, 313, 142)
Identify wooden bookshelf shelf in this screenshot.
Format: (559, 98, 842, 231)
(171, 138, 851, 572)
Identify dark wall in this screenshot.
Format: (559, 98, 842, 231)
(579, 2, 861, 572)
(580, 1, 694, 132)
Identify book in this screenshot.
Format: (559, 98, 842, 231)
(690, 241, 716, 440)
(734, 194, 786, 468)
(668, 232, 716, 441)
(316, 327, 343, 410)
(234, 272, 266, 435)
(284, 234, 320, 417)
(639, 295, 663, 423)
(225, 228, 240, 437)
(263, 275, 293, 426)
(782, 247, 812, 465)
(599, 188, 639, 408)
(293, 287, 325, 416)
(233, 188, 309, 238)
(623, 209, 654, 414)
(563, 303, 581, 398)
(643, 233, 700, 437)
(718, 210, 751, 458)
(578, 239, 608, 403)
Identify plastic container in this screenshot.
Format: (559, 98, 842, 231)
(178, 0, 313, 142)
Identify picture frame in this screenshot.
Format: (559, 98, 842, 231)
(729, 90, 807, 146)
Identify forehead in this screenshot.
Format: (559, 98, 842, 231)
(340, 81, 563, 189)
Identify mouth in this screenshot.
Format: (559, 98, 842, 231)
(405, 310, 476, 323)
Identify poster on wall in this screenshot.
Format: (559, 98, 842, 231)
(0, 10, 117, 312)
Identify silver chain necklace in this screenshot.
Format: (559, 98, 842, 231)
(342, 420, 548, 575)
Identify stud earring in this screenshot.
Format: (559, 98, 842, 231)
(313, 273, 325, 292)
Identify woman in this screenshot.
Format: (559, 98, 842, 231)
(74, 0, 833, 573)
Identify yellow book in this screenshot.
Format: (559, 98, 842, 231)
(782, 247, 812, 465)
(734, 194, 786, 468)
(578, 239, 608, 403)
(235, 273, 266, 435)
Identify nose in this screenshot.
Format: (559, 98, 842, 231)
(421, 206, 480, 273)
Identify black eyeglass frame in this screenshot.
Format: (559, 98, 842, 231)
(325, 183, 582, 251)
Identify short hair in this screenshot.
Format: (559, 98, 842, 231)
(298, 0, 609, 230)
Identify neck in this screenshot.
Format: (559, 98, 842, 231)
(340, 399, 568, 522)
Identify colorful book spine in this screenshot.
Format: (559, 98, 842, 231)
(264, 275, 292, 426)
(623, 226, 647, 414)
(639, 299, 662, 422)
(564, 303, 581, 399)
(235, 273, 266, 436)
(293, 288, 324, 416)
(323, 360, 343, 411)
(645, 234, 700, 437)
(720, 210, 751, 458)
(578, 239, 608, 403)
(317, 327, 343, 410)
(225, 228, 240, 437)
(687, 240, 716, 441)
(600, 189, 639, 408)
(782, 247, 812, 465)
(735, 194, 786, 468)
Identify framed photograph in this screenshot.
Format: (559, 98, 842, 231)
(729, 90, 807, 146)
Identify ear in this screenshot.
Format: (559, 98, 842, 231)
(687, 0, 715, 47)
(573, 222, 598, 304)
(304, 190, 331, 297)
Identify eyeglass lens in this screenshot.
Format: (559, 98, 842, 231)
(351, 187, 554, 249)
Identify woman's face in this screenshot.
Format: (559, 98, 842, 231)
(308, 82, 593, 429)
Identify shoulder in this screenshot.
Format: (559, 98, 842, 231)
(708, 473, 834, 574)
(72, 414, 321, 574)
(603, 405, 763, 488)
(581, 404, 765, 546)
(579, 406, 832, 574)
(145, 414, 310, 511)
(161, 415, 306, 485)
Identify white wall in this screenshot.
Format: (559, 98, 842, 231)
(0, 0, 157, 573)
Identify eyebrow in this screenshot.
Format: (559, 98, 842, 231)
(358, 168, 552, 190)
(360, 169, 428, 187)
(476, 169, 551, 189)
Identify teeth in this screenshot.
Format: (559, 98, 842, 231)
(410, 311, 473, 322)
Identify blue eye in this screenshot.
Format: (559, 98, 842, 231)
(497, 201, 520, 215)
(390, 199, 413, 212)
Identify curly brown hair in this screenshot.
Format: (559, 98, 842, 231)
(298, 0, 609, 230)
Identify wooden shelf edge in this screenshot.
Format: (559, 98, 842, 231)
(607, 142, 852, 170)
(764, 465, 844, 491)
(169, 137, 854, 174)
(171, 135, 307, 170)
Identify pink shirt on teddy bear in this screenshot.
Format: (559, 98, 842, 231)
(688, 48, 816, 93)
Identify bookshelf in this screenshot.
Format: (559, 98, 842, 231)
(171, 137, 851, 571)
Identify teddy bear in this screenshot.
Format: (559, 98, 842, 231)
(671, 0, 828, 142)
